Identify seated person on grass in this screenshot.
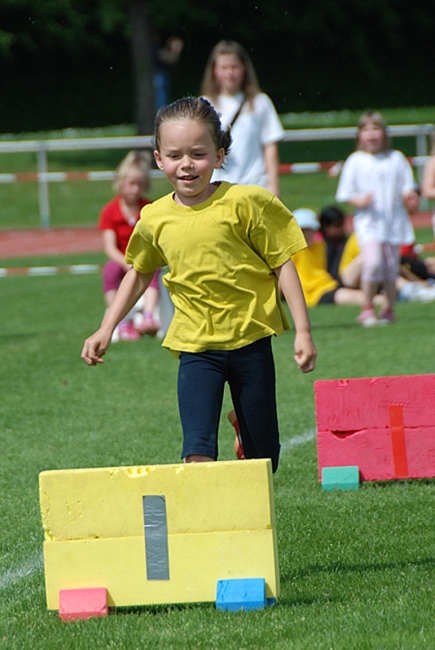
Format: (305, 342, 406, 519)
(339, 231, 435, 303)
(319, 204, 364, 289)
(291, 208, 385, 308)
(319, 204, 435, 302)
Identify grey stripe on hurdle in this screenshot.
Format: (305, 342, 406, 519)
(143, 495, 170, 580)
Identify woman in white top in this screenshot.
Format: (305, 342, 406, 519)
(336, 110, 418, 326)
(201, 40, 284, 196)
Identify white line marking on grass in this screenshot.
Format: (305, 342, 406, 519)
(0, 552, 43, 592)
(280, 429, 316, 453)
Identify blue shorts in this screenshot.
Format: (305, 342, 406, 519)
(177, 337, 280, 472)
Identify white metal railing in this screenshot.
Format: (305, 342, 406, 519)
(0, 125, 433, 228)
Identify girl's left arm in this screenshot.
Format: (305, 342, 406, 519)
(273, 258, 317, 373)
(400, 152, 420, 211)
(263, 141, 280, 196)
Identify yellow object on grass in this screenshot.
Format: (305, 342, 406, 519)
(40, 459, 279, 610)
(292, 238, 338, 307)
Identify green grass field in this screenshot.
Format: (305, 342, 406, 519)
(1, 265, 435, 649)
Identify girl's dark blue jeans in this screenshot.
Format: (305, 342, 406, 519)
(177, 336, 281, 472)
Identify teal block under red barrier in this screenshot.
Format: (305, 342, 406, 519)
(322, 466, 360, 491)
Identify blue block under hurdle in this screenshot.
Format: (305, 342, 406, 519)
(216, 578, 268, 611)
(322, 466, 360, 491)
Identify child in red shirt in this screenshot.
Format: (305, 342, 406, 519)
(99, 151, 160, 340)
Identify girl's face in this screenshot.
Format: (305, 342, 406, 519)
(213, 53, 245, 95)
(154, 119, 225, 206)
(358, 121, 386, 154)
(119, 169, 145, 205)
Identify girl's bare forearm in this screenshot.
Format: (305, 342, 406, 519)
(274, 258, 311, 332)
(100, 268, 153, 332)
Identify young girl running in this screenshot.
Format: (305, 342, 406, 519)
(81, 97, 316, 473)
(336, 110, 418, 326)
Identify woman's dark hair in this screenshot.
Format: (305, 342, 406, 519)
(154, 96, 232, 155)
(319, 205, 345, 228)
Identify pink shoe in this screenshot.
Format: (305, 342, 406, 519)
(378, 309, 396, 324)
(135, 313, 159, 337)
(228, 410, 245, 460)
(357, 307, 378, 327)
(118, 320, 141, 341)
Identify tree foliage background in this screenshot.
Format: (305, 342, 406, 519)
(0, 0, 433, 133)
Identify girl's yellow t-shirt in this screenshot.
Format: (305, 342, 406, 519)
(125, 182, 306, 355)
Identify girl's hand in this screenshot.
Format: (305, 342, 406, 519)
(353, 193, 374, 208)
(81, 329, 113, 366)
(81, 268, 153, 366)
(294, 331, 317, 373)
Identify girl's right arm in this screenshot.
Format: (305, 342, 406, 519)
(81, 268, 154, 365)
(336, 154, 373, 208)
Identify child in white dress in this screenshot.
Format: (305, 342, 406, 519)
(336, 110, 418, 325)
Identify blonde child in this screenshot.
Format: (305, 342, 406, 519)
(82, 97, 316, 473)
(201, 40, 284, 196)
(336, 110, 418, 326)
(98, 151, 160, 340)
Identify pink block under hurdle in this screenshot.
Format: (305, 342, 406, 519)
(59, 587, 108, 621)
(315, 375, 435, 482)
